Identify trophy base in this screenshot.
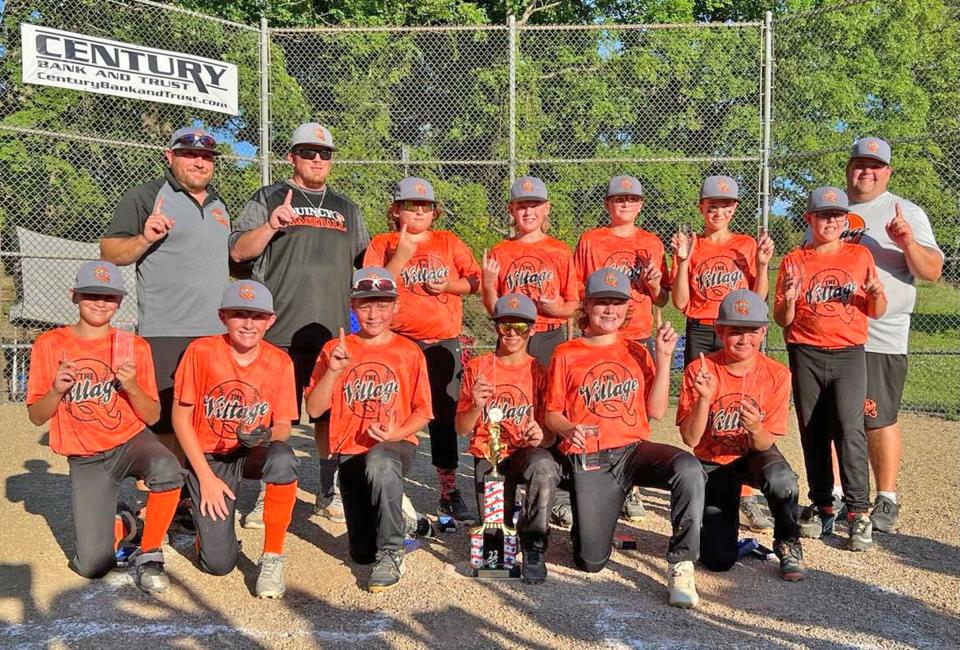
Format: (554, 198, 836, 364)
(473, 566, 521, 580)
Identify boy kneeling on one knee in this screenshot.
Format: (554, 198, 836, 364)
(677, 289, 805, 581)
(305, 267, 432, 593)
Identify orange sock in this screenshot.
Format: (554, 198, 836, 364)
(740, 485, 756, 499)
(141, 488, 180, 552)
(263, 481, 298, 555)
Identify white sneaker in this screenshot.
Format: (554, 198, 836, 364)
(667, 561, 699, 608)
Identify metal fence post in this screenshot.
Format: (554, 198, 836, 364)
(761, 11, 773, 232)
(508, 14, 517, 184)
(260, 14, 271, 187)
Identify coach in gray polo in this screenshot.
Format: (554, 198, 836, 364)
(100, 126, 230, 446)
(844, 137, 944, 533)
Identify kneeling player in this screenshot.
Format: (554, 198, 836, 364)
(677, 289, 804, 581)
(173, 281, 300, 598)
(456, 293, 559, 583)
(305, 267, 432, 593)
(27, 261, 182, 593)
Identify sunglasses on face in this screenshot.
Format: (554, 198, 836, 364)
(295, 148, 333, 161)
(496, 321, 531, 335)
(353, 277, 397, 292)
(399, 200, 434, 212)
(174, 133, 216, 149)
(814, 212, 847, 222)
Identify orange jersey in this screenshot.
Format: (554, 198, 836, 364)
(545, 337, 655, 454)
(307, 333, 433, 456)
(174, 335, 298, 455)
(26, 327, 158, 457)
(676, 351, 791, 465)
(573, 227, 670, 340)
(776, 243, 877, 348)
(364, 230, 480, 341)
(673, 233, 758, 322)
(488, 238, 578, 332)
(458, 353, 546, 459)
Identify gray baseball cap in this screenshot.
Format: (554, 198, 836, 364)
(73, 260, 126, 296)
(509, 176, 548, 202)
(394, 177, 436, 203)
(352, 267, 398, 299)
(850, 137, 891, 165)
(807, 186, 849, 213)
(716, 289, 768, 327)
(700, 175, 739, 201)
(585, 267, 631, 300)
(220, 280, 275, 314)
(493, 293, 537, 322)
(607, 175, 644, 198)
(290, 122, 337, 151)
(168, 126, 220, 155)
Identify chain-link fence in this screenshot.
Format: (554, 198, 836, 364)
(1, 0, 957, 416)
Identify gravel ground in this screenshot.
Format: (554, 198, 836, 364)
(0, 405, 957, 649)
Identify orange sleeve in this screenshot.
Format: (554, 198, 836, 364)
(657, 241, 671, 293)
(135, 338, 159, 402)
(173, 342, 200, 405)
(25, 333, 54, 406)
(363, 234, 389, 267)
(572, 236, 588, 297)
(409, 346, 434, 420)
(743, 236, 759, 289)
(773, 251, 792, 305)
(764, 368, 791, 436)
(272, 355, 299, 424)
(456, 359, 477, 414)
(675, 362, 699, 426)
(639, 344, 656, 403)
(451, 236, 480, 284)
(545, 352, 568, 413)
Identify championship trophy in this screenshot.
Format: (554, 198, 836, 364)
(469, 406, 521, 578)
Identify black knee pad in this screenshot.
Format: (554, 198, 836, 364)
(262, 442, 300, 484)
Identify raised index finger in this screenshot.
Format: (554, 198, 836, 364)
(284, 189, 293, 207)
(152, 196, 164, 215)
(655, 308, 663, 329)
(699, 352, 706, 372)
(339, 327, 347, 348)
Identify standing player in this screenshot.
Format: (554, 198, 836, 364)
(305, 267, 433, 593)
(573, 174, 670, 523)
(456, 293, 559, 584)
(482, 176, 579, 367)
(545, 268, 706, 608)
(172, 281, 300, 598)
(670, 174, 776, 533)
(26, 261, 182, 594)
(774, 187, 886, 552)
(364, 177, 480, 523)
(230, 122, 369, 526)
(677, 289, 804, 581)
(844, 138, 944, 532)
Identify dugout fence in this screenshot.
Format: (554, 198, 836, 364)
(0, 0, 956, 416)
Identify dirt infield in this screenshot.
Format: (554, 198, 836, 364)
(1, 405, 957, 649)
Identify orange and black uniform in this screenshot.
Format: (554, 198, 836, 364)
(677, 352, 800, 570)
(174, 335, 299, 575)
(573, 227, 670, 346)
(673, 234, 758, 365)
(776, 242, 876, 513)
(545, 338, 705, 572)
(307, 333, 432, 563)
(364, 231, 479, 474)
(27, 327, 182, 579)
(488, 238, 578, 366)
(458, 354, 558, 551)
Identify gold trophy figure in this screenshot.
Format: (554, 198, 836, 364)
(469, 405, 520, 578)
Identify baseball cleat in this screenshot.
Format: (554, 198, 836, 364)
(256, 553, 286, 599)
(774, 539, 806, 581)
(314, 493, 346, 524)
(134, 550, 169, 595)
(241, 486, 265, 529)
(368, 549, 405, 593)
(622, 489, 647, 522)
(667, 561, 699, 608)
(798, 504, 836, 539)
(438, 489, 476, 524)
(739, 496, 774, 533)
(550, 502, 573, 528)
(521, 547, 547, 584)
(847, 513, 876, 552)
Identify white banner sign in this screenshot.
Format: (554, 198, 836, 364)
(20, 24, 239, 116)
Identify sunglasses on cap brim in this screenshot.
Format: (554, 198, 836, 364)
(295, 148, 333, 161)
(174, 133, 217, 149)
(352, 277, 397, 292)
